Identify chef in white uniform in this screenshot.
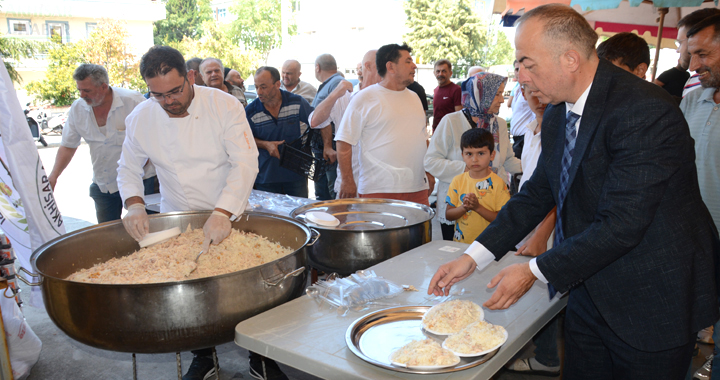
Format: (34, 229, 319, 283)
(117, 46, 260, 380)
(117, 45, 258, 252)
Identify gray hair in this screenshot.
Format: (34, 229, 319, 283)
(199, 57, 224, 72)
(516, 4, 598, 59)
(315, 54, 337, 72)
(186, 57, 202, 71)
(73, 64, 109, 86)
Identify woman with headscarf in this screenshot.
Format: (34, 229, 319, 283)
(424, 72, 521, 241)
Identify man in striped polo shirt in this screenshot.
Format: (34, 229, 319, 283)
(246, 66, 313, 199)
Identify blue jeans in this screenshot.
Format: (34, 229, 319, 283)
(312, 151, 331, 201)
(89, 177, 158, 223)
(534, 316, 560, 367)
(255, 179, 308, 198)
(325, 161, 338, 200)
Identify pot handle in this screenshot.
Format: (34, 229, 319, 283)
(17, 267, 43, 286)
(307, 228, 320, 247)
(263, 267, 305, 287)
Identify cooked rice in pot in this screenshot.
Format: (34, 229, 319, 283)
(66, 226, 293, 284)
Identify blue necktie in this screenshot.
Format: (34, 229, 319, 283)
(548, 110, 580, 299)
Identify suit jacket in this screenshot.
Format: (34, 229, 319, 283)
(477, 58, 719, 351)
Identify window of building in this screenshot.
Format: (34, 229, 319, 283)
(46, 21, 69, 43)
(217, 8, 227, 20)
(8, 19, 32, 35)
(86, 22, 98, 37)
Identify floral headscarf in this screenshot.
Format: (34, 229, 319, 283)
(461, 73, 508, 159)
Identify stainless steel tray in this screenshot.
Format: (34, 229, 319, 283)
(345, 305, 499, 374)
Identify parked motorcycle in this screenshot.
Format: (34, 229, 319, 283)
(45, 110, 66, 135)
(24, 104, 48, 147)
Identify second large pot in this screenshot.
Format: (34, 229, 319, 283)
(291, 198, 434, 275)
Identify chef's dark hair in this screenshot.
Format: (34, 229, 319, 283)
(255, 66, 280, 83)
(460, 128, 494, 153)
(140, 46, 187, 81)
(687, 14, 720, 41)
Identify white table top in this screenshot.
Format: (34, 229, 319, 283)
(235, 240, 567, 380)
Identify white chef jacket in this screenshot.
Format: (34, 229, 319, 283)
(62, 86, 155, 194)
(117, 85, 259, 215)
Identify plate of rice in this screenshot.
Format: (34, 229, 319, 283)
(421, 300, 484, 335)
(389, 339, 460, 370)
(442, 321, 508, 357)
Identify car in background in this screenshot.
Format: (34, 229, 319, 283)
(245, 91, 257, 104)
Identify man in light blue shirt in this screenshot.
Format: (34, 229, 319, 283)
(679, 15, 720, 380)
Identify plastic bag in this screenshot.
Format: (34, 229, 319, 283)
(1, 293, 41, 380)
(306, 270, 405, 314)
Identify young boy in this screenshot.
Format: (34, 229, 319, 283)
(445, 128, 510, 244)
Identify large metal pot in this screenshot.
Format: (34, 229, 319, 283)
(291, 198, 434, 275)
(19, 211, 317, 354)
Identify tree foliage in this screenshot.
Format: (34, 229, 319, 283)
(173, 21, 262, 79)
(0, 37, 49, 84)
(154, 0, 213, 45)
(26, 20, 145, 106)
(229, 0, 296, 61)
(83, 20, 145, 90)
(404, 0, 514, 76)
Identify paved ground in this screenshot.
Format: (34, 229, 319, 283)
(15, 136, 713, 379)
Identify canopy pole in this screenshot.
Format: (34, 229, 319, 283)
(652, 7, 669, 82)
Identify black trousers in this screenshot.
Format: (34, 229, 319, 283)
(564, 284, 694, 380)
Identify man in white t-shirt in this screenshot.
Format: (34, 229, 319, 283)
(309, 50, 380, 197)
(335, 43, 431, 205)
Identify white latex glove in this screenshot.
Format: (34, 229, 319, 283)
(202, 211, 231, 250)
(123, 203, 148, 241)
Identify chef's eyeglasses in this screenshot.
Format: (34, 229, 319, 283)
(148, 78, 188, 101)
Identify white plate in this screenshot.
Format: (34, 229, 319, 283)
(421, 301, 484, 335)
(390, 355, 461, 370)
(305, 211, 340, 227)
(442, 326, 508, 357)
(138, 227, 181, 248)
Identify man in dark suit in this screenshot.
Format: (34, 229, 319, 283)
(428, 4, 719, 379)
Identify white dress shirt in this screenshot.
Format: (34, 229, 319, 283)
(466, 83, 593, 285)
(509, 85, 536, 137)
(117, 85, 259, 215)
(61, 87, 154, 193)
(280, 80, 317, 105)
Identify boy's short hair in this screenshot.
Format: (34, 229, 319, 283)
(596, 32, 650, 71)
(461, 128, 494, 152)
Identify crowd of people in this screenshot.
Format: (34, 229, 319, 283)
(44, 3, 720, 380)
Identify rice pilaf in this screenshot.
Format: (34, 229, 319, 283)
(422, 300, 484, 334)
(390, 339, 459, 367)
(66, 226, 293, 284)
(443, 321, 506, 355)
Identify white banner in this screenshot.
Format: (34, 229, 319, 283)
(0, 58, 66, 308)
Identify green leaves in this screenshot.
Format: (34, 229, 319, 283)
(153, 0, 213, 45)
(0, 37, 50, 84)
(404, 0, 514, 76)
(25, 19, 145, 106)
(228, 0, 296, 61)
